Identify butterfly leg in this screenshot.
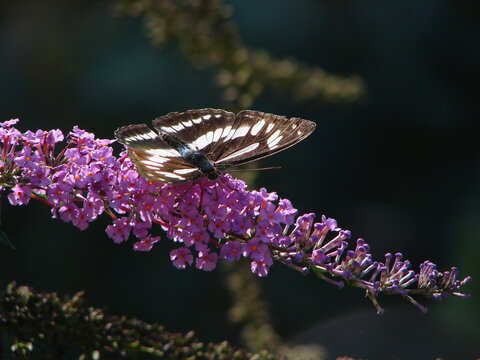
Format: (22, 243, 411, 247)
(174, 182, 195, 207)
(213, 180, 220, 201)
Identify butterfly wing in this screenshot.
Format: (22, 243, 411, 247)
(114, 124, 202, 183)
(152, 108, 236, 156)
(116, 109, 316, 183)
(213, 110, 316, 168)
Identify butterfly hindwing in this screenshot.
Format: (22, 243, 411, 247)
(127, 148, 201, 183)
(114, 124, 202, 183)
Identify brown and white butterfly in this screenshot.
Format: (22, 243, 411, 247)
(114, 108, 316, 183)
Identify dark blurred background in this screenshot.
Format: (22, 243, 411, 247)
(1, 1, 479, 359)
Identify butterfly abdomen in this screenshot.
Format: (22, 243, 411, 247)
(182, 150, 219, 180)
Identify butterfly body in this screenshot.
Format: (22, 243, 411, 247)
(177, 147, 219, 181)
(115, 109, 315, 183)
(159, 131, 220, 179)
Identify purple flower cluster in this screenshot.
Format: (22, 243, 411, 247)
(1, 119, 472, 312)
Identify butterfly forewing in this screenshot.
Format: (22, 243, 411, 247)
(152, 109, 235, 155)
(213, 110, 316, 167)
(115, 108, 316, 183)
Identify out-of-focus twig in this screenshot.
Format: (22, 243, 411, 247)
(114, 0, 366, 108)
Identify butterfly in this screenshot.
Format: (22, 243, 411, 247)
(114, 108, 316, 183)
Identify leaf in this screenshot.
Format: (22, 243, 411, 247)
(0, 230, 15, 249)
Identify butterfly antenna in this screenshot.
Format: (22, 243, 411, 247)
(227, 166, 282, 172)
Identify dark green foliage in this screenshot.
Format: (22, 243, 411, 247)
(0, 282, 279, 359)
(0, 231, 15, 250)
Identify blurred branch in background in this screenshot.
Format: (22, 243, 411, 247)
(113, 0, 366, 109)
(223, 261, 282, 351)
(223, 261, 327, 359)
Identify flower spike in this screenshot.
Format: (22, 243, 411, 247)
(0, 120, 472, 312)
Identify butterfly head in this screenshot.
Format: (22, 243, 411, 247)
(205, 167, 220, 181)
